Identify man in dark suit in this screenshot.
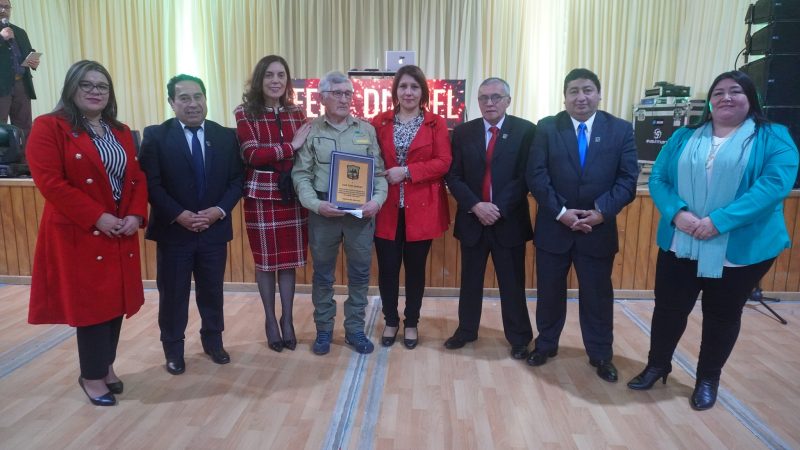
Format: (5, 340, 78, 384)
(139, 74, 243, 375)
(526, 68, 639, 382)
(0, 0, 39, 139)
(444, 77, 535, 359)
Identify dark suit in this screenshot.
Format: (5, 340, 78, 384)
(446, 114, 535, 345)
(0, 24, 36, 136)
(139, 118, 243, 358)
(527, 110, 638, 360)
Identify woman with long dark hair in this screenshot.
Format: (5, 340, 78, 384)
(234, 55, 311, 352)
(371, 65, 452, 349)
(627, 70, 798, 410)
(27, 60, 148, 406)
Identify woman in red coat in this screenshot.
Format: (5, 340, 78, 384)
(234, 55, 311, 352)
(27, 60, 148, 406)
(372, 65, 452, 349)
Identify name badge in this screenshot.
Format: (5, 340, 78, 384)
(353, 131, 370, 145)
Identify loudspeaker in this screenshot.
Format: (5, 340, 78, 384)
(748, 22, 800, 55)
(740, 55, 800, 106)
(764, 107, 800, 188)
(749, 0, 800, 24)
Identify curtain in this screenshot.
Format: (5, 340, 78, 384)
(17, 0, 750, 132)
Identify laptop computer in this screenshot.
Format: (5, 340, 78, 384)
(385, 51, 416, 72)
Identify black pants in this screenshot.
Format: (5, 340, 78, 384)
(535, 246, 615, 360)
(157, 241, 227, 358)
(375, 209, 432, 328)
(648, 249, 774, 380)
(76, 316, 123, 380)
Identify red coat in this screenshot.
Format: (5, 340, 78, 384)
(26, 114, 148, 327)
(372, 110, 452, 241)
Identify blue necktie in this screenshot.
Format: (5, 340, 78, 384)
(188, 126, 206, 199)
(577, 122, 587, 167)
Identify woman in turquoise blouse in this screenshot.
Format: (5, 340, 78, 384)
(627, 71, 798, 410)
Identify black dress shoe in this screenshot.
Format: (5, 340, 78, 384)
(526, 348, 557, 366)
(105, 380, 124, 395)
(690, 378, 719, 411)
(79, 377, 116, 406)
(443, 334, 476, 350)
(627, 365, 671, 390)
(590, 359, 619, 382)
(283, 338, 297, 351)
(510, 345, 529, 360)
(166, 358, 186, 375)
(403, 327, 418, 349)
(204, 347, 231, 364)
(381, 326, 399, 347)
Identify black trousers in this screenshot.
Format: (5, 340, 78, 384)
(76, 316, 123, 380)
(648, 249, 774, 380)
(535, 246, 615, 360)
(157, 241, 227, 358)
(455, 228, 533, 346)
(375, 209, 432, 328)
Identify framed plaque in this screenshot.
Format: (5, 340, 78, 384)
(328, 151, 374, 209)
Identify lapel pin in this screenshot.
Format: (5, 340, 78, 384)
(72, 132, 80, 137)
(594, 137, 601, 142)
(206, 141, 211, 147)
(502, 133, 508, 139)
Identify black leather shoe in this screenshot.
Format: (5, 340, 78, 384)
(283, 338, 297, 351)
(443, 334, 476, 350)
(204, 347, 231, 365)
(690, 378, 719, 411)
(166, 357, 185, 375)
(403, 327, 418, 349)
(510, 345, 529, 360)
(105, 380, 124, 394)
(79, 377, 116, 406)
(267, 339, 284, 353)
(526, 348, 557, 366)
(627, 365, 671, 390)
(590, 359, 619, 382)
(381, 326, 399, 347)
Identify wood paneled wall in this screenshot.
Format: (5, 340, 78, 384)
(3, 179, 800, 295)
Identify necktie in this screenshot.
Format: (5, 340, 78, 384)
(188, 126, 206, 200)
(482, 126, 499, 202)
(578, 122, 587, 168)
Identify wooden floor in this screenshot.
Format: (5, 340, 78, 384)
(0, 284, 798, 450)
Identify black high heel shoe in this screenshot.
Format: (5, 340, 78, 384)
(280, 320, 297, 351)
(266, 321, 284, 352)
(381, 326, 399, 347)
(403, 327, 418, 350)
(79, 377, 116, 406)
(105, 380, 124, 395)
(627, 365, 671, 390)
(690, 378, 719, 411)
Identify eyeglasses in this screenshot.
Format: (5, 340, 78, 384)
(322, 90, 354, 99)
(478, 94, 508, 105)
(0, 5, 12, 11)
(78, 81, 110, 94)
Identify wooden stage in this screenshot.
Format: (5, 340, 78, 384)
(3, 178, 800, 298)
(0, 285, 798, 449)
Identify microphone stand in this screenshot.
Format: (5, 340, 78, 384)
(748, 283, 787, 325)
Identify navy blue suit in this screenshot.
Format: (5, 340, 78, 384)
(527, 110, 638, 360)
(139, 118, 243, 358)
(446, 114, 535, 346)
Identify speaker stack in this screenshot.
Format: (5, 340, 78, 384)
(740, 0, 800, 186)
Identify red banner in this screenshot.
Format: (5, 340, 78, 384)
(292, 78, 466, 129)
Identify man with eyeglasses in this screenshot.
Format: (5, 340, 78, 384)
(526, 68, 638, 382)
(0, 0, 38, 140)
(292, 70, 387, 355)
(139, 74, 244, 375)
(444, 77, 535, 360)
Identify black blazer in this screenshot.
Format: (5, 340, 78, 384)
(139, 118, 243, 244)
(0, 24, 36, 99)
(527, 110, 639, 257)
(446, 114, 535, 247)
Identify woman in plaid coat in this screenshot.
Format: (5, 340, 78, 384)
(235, 55, 311, 352)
